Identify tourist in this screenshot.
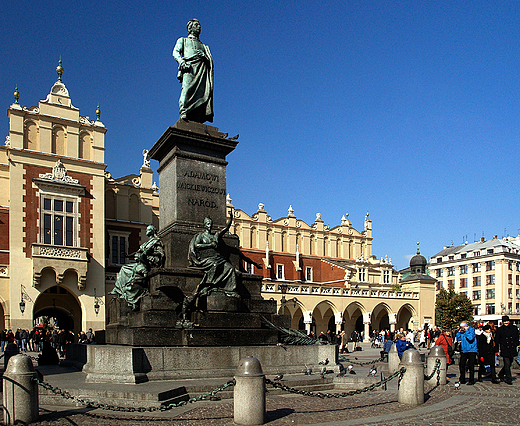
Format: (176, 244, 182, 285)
(495, 315, 519, 385)
(418, 328, 426, 348)
(0, 329, 7, 352)
(350, 329, 359, 352)
(396, 333, 412, 359)
(85, 328, 95, 344)
(381, 337, 394, 360)
(19, 328, 28, 352)
(456, 322, 478, 385)
(477, 324, 499, 383)
(434, 329, 453, 365)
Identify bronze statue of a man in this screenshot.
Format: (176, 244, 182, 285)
(173, 19, 214, 123)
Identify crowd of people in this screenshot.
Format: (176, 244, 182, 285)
(306, 315, 520, 386)
(0, 327, 96, 357)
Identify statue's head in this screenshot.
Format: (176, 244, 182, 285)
(187, 19, 201, 36)
(203, 217, 213, 230)
(146, 225, 157, 237)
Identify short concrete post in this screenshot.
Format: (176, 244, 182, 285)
(398, 349, 424, 405)
(3, 354, 39, 425)
(234, 356, 265, 425)
(387, 342, 400, 374)
(426, 346, 447, 386)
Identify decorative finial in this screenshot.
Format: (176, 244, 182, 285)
(416, 242, 420, 254)
(346, 212, 349, 219)
(96, 103, 101, 121)
(365, 210, 370, 219)
(288, 205, 294, 216)
(56, 58, 64, 81)
(13, 85, 20, 104)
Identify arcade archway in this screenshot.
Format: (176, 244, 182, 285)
(33, 285, 82, 336)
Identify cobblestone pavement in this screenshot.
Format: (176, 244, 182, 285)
(5, 346, 520, 425)
(10, 374, 520, 426)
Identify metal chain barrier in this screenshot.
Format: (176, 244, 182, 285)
(338, 356, 385, 365)
(265, 367, 406, 399)
(423, 358, 441, 380)
(424, 358, 441, 386)
(37, 378, 235, 412)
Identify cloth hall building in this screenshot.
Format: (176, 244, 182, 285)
(0, 66, 436, 338)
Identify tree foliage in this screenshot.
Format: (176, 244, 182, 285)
(435, 288, 473, 329)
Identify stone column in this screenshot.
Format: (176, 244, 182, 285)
(234, 356, 265, 425)
(3, 355, 39, 424)
(303, 311, 313, 334)
(389, 313, 397, 332)
(426, 346, 447, 386)
(335, 312, 344, 334)
(363, 312, 371, 340)
(398, 349, 424, 405)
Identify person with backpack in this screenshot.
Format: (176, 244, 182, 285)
(456, 322, 478, 385)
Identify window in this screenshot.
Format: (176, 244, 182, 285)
(474, 251, 480, 257)
(245, 262, 254, 274)
(473, 290, 481, 300)
(448, 280, 455, 290)
(517, 262, 520, 272)
(487, 249, 494, 255)
(509, 261, 514, 271)
(517, 289, 520, 299)
(108, 232, 129, 265)
(436, 282, 442, 291)
(461, 253, 467, 259)
(447, 266, 455, 276)
(436, 257, 442, 263)
(486, 303, 495, 315)
(460, 264, 468, 274)
(383, 270, 390, 284)
(358, 268, 366, 282)
(473, 276, 481, 287)
(460, 278, 468, 288)
(486, 288, 495, 299)
(486, 275, 495, 286)
(41, 196, 77, 246)
(436, 269, 443, 278)
(517, 276, 519, 285)
(486, 260, 495, 271)
(473, 263, 481, 273)
(508, 288, 513, 299)
(305, 267, 313, 282)
(460, 291, 467, 298)
(508, 274, 513, 284)
(473, 304, 481, 316)
(276, 264, 285, 280)
(448, 255, 454, 260)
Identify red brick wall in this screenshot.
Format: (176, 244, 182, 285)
(23, 164, 93, 257)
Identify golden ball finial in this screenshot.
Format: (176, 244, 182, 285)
(56, 59, 64, 81)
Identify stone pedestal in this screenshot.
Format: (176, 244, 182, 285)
(149, 119, 238, 269)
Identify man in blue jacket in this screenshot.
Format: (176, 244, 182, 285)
(456, 322, 478, 385)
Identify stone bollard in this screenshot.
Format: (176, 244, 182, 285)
(426, 346, 447, 386)
(234, 356, 265, 425)
(397, 349, 424, 405)
(3, 343, 19, 371)
(3, 354, 39, 425)
(387, 342, 400, 374)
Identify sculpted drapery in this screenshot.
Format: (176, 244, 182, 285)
(173, 19, 214, 123)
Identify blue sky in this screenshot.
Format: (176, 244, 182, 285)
(2, 1, 520, 271)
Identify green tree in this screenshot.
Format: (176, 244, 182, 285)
(435, 288, 473, 329)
